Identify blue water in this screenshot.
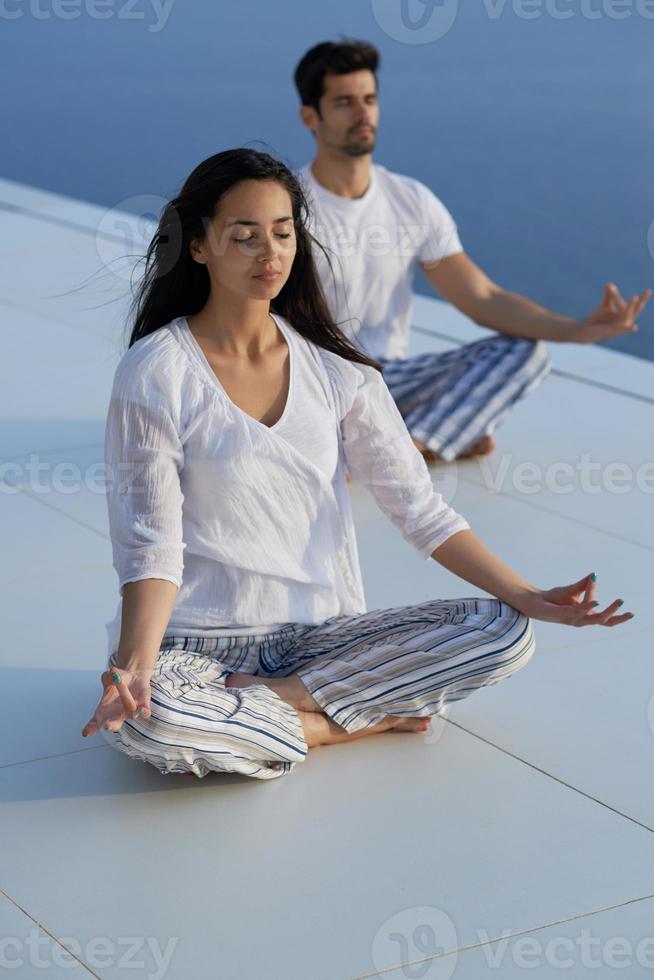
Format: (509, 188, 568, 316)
(2, 1, 653, 360)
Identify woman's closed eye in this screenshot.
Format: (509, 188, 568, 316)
(233, 234, 292, 244)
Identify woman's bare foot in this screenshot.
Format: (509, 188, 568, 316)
(299, 711, 430, 748)
(226, 671, 322, 713)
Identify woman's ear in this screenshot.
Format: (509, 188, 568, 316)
(189, 238, 205, 265)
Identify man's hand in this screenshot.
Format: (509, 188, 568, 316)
(573, 283, 652, 344)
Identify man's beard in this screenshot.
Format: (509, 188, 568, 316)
(342, 136, 376, 157)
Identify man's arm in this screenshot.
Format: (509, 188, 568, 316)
(421, 251, 651, 345)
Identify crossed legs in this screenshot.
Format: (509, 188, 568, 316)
(225, 672, 429, 746)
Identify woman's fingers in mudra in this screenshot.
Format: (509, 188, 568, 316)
(573, 573, 634, 626)
(538, 572, 635, 627)
(81, 667, 148, 738)
(573, 597, 634, 628)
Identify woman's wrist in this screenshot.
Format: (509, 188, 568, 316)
(502, 585, 542, 616)
(115, 648, 158, 672)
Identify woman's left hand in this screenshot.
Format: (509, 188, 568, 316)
(515, 573, 635, 627)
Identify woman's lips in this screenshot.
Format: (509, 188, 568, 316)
(254, 271, 281, 281)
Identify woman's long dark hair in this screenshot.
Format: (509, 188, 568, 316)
(126, 148, 383, 373)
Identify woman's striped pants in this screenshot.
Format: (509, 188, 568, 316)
(105, 597, 536, 781)
(377, 334, 552, 461)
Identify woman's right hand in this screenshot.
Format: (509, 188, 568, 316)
(81, 665, 155, 737)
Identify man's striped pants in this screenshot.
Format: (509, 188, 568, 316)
(377, 334, 552, 461)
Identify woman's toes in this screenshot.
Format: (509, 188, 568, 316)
(390, 716, 430, 733)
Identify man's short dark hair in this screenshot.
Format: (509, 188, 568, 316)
(293, 39, 380, 112)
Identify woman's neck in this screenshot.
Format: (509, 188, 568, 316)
(186, 298, 276, 358)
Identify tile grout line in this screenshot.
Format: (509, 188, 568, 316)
(0, 441, 105, 466)
(453, 467, 654, 554)
(0, 291, 129, 347)
(4, 452, 654, 562)
(0, 744, 112, 771)
(0, 886, 101, 977)
(1, 477, 109, 541)
(0, 197, 129, 244)
(444, 717, 653, 833)
(1, 203, 651, 404)
(351, 892, 654, 979)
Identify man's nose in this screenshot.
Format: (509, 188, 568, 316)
(354, 109, 373, 126)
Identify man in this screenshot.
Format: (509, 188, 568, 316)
(292, 40, 651, 463)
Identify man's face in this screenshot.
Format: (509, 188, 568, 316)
(304, 69, 379, 157)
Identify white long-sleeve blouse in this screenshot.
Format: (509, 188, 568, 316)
(103, 313, 471, 655)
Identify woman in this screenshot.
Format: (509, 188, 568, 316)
(81, 149, 633, 780)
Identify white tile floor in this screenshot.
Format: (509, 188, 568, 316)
(1, 177, 653, 979)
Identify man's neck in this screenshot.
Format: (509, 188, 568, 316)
(308, 153, 373, 200)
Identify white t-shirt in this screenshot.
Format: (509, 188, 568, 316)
(103, 313, 470, 655)
(296, 161, 464, 360)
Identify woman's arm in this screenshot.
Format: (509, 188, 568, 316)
(332, 355, 633, 630)
(82, 577, 178, 736)
(115, 578, 180, 670)
(432, 529, 634, 628)
(104, 353, 186, 661)
(337, 359, 470, 558)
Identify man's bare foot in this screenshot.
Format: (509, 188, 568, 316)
(299, 711, 430, 747)
(457, 433, 496, 458)
(412, 434, 496, 463)
(226, 671, 322, 713)
(412, 437, 440, 463)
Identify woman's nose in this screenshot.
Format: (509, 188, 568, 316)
(258, 237, 279, 261)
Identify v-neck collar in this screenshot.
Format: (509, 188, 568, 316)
(176, 312, 295, 433)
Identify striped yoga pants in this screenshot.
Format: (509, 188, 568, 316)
(105, 597, 536, 781)
(377, 334, 552, 461)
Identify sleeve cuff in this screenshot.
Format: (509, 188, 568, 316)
(119, 571, 182, 598)
(418, 518, 471, 561)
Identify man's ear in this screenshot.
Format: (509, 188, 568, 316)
(299, 104, 318, 135)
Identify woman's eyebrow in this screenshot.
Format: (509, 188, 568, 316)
(225, 216, 293, 227)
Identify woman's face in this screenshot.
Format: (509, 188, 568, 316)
(190, 179, 297, 300)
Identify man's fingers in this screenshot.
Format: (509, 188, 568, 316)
(626, 296, 640, 323)
(605, 283, 621, 313)
(610, 283, 627, 309)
